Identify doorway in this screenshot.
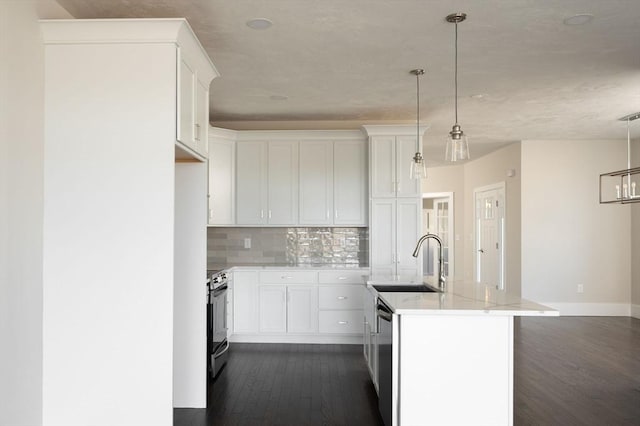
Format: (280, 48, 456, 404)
(422, 192, 454, 280)
(473, 183, 505, 290)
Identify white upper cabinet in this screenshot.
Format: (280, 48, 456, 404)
(267, 141, 299, 225)
(236, 140, 298, 225)
(175, 33, 218, 159)
(364, 125, 427, 199)
(370, 135, 421, 198)
(236, 141, 268, 224)
(233, 131, 367, 227)
(299, 141, 333, 225)
(334, 139, 367, 225)
(208, 127, 235, 225)
(370, 198, 422, 276)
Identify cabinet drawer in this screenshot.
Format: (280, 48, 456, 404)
(319, 285, 363, 310)
(319, 310, 363, 334)
(318, 270, 368, 284)
(259, 271, 317, 284)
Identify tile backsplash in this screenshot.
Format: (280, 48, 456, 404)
(207, 227, 368, 269)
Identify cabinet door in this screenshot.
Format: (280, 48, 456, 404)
(208, 139, 235, 225)
(259, 285, 287, 333)
(177, 53, 195, 151)
(232, 271, 258, 333)
(267, 141, 298, 224)
(194, 78, 209, 156)
(236, 141, 267, 224)
(299, 141, 333, 225)
(396, 136, 421, 197)
(287, 285, 319, 333)
(396, 198, 422, 275)
(370, 136, 396, 198)
(370, 199, 397, 274)
(334, 140, 367, 225)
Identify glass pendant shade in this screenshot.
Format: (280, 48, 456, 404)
(445, 130, 470, 162)
(410, 152, 427, 179)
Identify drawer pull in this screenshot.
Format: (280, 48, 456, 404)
(337, 296, 348, 300)
(338, 321, 349, 325)
(338, 276, 347, 280)
(282, 276, 293, 279)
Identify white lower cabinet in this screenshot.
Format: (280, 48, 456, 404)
(258, 284, 319, 334)
(232, 271, 259, 334)
(318, 310, 362, 334)
(362, 285, 378, 391)
(287, 285, 319, 333)
(230, 269, 368, 342)
(259, 285, 287, 333)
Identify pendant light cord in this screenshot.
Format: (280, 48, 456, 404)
(416, 72, 420, 153)
(454, 21, 459, 125)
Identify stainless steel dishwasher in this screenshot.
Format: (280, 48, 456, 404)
(377, 298, 394, 426)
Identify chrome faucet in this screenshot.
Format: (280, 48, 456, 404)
(412, 234, 446, 291)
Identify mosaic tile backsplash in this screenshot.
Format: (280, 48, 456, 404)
(207, 227, 369, 269)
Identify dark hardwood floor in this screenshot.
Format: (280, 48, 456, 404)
(176, 317, 640, 426)
(175, 343, 383, 426)
(514, 316, 640, 426)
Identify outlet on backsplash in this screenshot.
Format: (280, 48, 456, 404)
(577, 284, 584, 293)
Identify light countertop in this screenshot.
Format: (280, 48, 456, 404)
(218, 264, 370, 272)
(368, 274, 558, 317)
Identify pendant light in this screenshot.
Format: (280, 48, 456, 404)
(445, 12, 470, 162)
(599, 112, 640, 204)
(410, 69, 427, 179)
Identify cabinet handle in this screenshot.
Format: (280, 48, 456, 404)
(282, 276, 293, 279)
(208, 209, 213, 220)
(326, 209, 330, 219)
(335, 209, 338, 219)
(338, 321, 348, 325)
(268, 210, 272, 219)
(337, 296, 348, 300)
(260, 210, 264, 219)
(396, 180, 401, 194)
(195, 123, 201, 141)
(337, 277, 347, 280)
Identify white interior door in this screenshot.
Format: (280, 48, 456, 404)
(474, 184, 505, 289)
(422, 193, 454, 279)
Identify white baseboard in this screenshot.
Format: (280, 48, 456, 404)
(229, 333, 363, 345)
(631, 304, 640, 319)
(541, 302, 631, 316)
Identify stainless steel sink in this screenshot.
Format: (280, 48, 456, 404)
(372, 284, 440, 293)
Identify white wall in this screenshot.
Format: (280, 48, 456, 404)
(522, 140, 631, 315)
(0, 2, 69, 425)
(464, 144, 522, 296)
(632, 139, 640, 318)
(422, 164, 465, 279)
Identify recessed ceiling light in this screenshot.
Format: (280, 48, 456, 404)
(246, 18, 273, 30)
(269, 94, 288, 101)
(563, 14, 594, 26)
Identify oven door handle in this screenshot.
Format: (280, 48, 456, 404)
(213, 284, 228, 297)
(213, 340, 230, 359)
(376, 308, 393, 322)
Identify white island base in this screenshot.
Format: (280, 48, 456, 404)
(397, 314, 514, 426)
(369, 276, 558, 426)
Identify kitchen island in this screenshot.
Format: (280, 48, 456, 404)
(366, 275, 558, 426)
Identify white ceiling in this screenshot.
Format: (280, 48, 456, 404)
(56, 0, 640, 165)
